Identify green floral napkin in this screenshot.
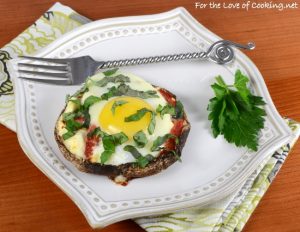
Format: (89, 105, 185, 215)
(0, 3, 299, 232)
(0, 3, 89, 131)
(136, 118, 299, 232)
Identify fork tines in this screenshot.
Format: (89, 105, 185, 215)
(18, 56, 71, 84)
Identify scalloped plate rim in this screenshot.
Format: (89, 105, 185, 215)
(8, 7, 293, 228)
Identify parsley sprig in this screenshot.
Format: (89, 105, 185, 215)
(207, 70, 266, 151)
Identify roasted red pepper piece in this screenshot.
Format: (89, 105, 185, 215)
(84, 125, 100, 159)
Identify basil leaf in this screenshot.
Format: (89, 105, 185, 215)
(133, 131, 148, 148)
(83, 95, 101, 108)
(156, 104, 163, 113)
(95, 74, 130, 87)
(111, 100, 128, 115)
(125, 108, 156, 134)
(137, 154, 155, 168)
(103, 68, 118, 76)
(100, 86, 119, 100)
(156, 104, 175, 118)
(151, 134, 177, 151)
(144, 154, 155, 162)
(99, 132, 128, 164)
(101, 150, 114, 164)
(63, 112, 76, 121)
(124, 145, 141, 159)
(69, 98, 81, 108)
(124, 108, 151, 122)
(65, 119, 82, 132)
(170, 150, 182, 162)
(157, 101, 184, 119)
(87, 127, 107, 138)
(117, 84, 159, 99)
(124, 145, 154, 168)
(62, 131, 75, 140)
(100, 136, 116, 164)
(136, 156, 149, 168)
(98, 84, 159, 101)
(112, 132, 129, 145)
(175, 100, 184, 119)
(82, 109, 91, 128)
(148, 112, 156, 135)
(102, 135, 116, 152)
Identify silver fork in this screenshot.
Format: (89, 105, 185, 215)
(18, 40, 255, 85)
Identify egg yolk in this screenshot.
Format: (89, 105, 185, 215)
(99, 97, 153, 138)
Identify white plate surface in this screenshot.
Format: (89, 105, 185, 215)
(8, 8, 293, 228)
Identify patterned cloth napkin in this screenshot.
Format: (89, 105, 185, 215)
(0, 3, 299, 232)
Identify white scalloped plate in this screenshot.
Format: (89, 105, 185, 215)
(8, 8, 293, 228)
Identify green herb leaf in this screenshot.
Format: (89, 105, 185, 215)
(63, 112, 76, 121)
(62, 131, 75, 140)
(112, 132, 129, 145)
(234, 70, 251, 104)
(144, 154, 154, 162)
(211, 82, 227, 100)
(156, 104, 175, 118)
(100, 136, 116, 164)
(98, 84, 159, 101)
(123, 145, 154, 168)
(62, 114, 87, 139)
(83, 95, 101, 108)
(148, 112, 156, 135)
(207, 70, 266, 151)
(82, 109, 91, 128)
(156, 105, 163, 114)
(133, 131, 148, 148)
(102, 136, 115, 152)
(175, 100, 184, 119)
(95, 74, 130, 87)
(157, 101, 184, 119)
(151, 134, 177, 151)
(124, 108, 156, 134)
(101, 150, 114, 164)
(123, 145, 141, 159)
(69, 98, 81, 108)
(124, 108, 151, 122)
(218, 99, 227, 131)
(87, 127, 107, 138)
(103, 68, 119, 76)
(99, 132, 128, 164)
(65, 119, 82, 132)
(136, 156, 150, 168)
(62, 106, 90, 139)
(222, 108, 266, 151)
(111, 100, 128, 115)
(170, 150, 182, 162)
(100, 86, 118, 100)
(117, 84, 159, 99)
(215, 75, 227, 87)
(208, 98, 223, 137)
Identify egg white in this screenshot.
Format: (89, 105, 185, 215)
(60, 71, 174, 165)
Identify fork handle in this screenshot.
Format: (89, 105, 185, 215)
(98, 40, 255, 70)
(100, 52, 207, 69)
